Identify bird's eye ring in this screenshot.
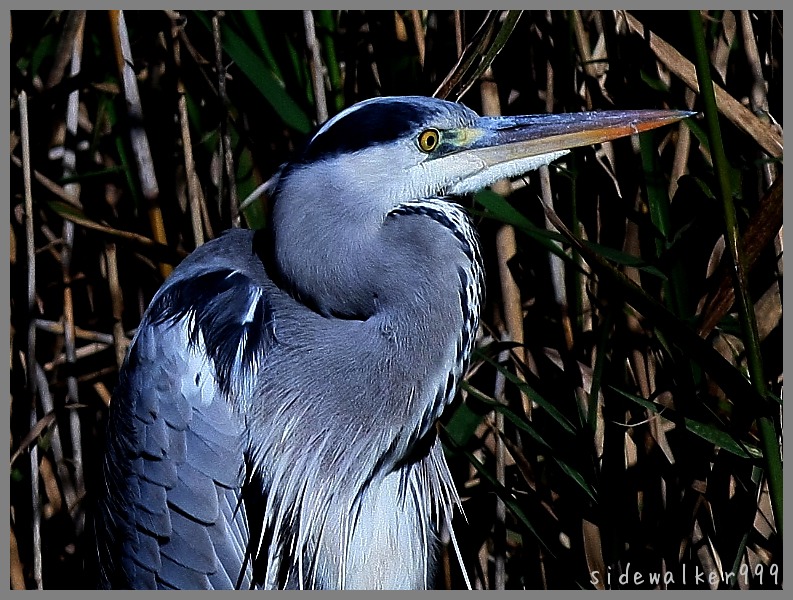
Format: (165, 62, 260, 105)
(417, 129, 440, 153)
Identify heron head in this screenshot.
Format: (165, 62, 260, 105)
(268, 96, 692, 317)
(280, 95, 693, 211)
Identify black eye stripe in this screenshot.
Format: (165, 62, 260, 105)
(299, 97, 478, 162)
(303, 102, 429, 161)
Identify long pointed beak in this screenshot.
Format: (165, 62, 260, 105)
(441, 109, 695, 195)
(469, 109, 695, 163)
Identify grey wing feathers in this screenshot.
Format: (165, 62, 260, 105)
(98, 233, 275, 589)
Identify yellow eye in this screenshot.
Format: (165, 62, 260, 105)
(417, 128, 440, 152)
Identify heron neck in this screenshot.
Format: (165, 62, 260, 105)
(268, 188, 481, 374)
(250, 200, 483, 587)
(372, 200, 484, 431)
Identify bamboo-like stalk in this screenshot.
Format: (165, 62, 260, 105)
(453, 10, 463, 58)
(688, 10, 782, 536)
(314, 11, 343, 115)
(537, 56, 573, 354)
(20, 89, 35, 401)
(9, 155, 82, 208)
(109, 9, 171, 278)
(104, 243, 129, 369)
(10, 527, 25, 589)
(491, 343, 511, 590)
(34, 363, 78, 526)
(410, 10, 426, 68)
(35, 320, 115, 344)
(668, 88, 695, 199)
(28, 419, 42, 589)
(477, 70, 554, 589)
(211, 11, 240, 229)
(44, 341, 114, 372)
(20, 89, 43, 591)
(174, 22, 205, 248)
(304, 10, 328, 125)
(738, 10, 777, 189)
(58, 12, 86, 535)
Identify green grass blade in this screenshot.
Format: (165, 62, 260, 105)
(194, 11, 311, 133)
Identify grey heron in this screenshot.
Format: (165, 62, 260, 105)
(96, 95, 690, 589)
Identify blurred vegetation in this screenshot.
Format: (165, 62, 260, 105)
(9, 10, 782, 590)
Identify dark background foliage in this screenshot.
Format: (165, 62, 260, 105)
(9, 10, 782, 589)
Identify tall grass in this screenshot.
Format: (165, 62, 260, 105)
(9, 10, 782, 589)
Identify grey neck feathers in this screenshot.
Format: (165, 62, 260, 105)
(270, 164, 483, 328)
(261, 182, 484, 588)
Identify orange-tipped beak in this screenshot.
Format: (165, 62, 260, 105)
(464, 109, 694, 163)
(434, 108, 694, 196)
